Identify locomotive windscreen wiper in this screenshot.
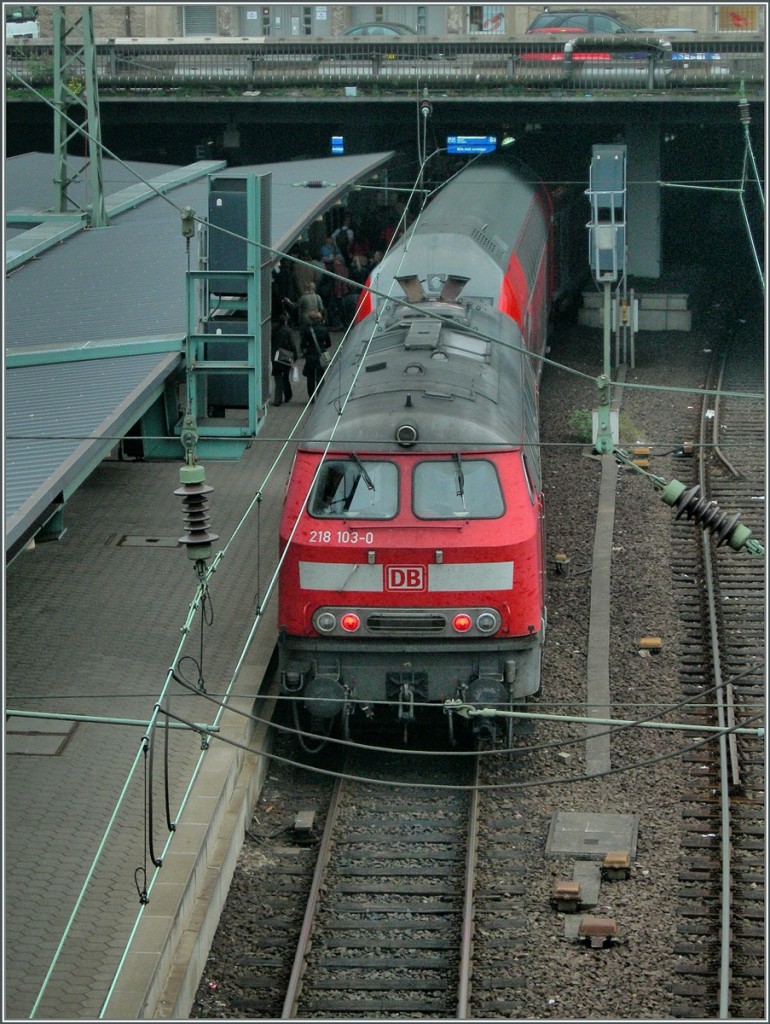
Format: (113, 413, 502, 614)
(342, 454, 376, 512)
(349, 453, 375, 492)
(453, 452, 467, 513)
(453, 452, 465, 497)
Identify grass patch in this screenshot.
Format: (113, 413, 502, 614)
(566, 408, 640, 444)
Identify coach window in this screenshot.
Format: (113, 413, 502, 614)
(413, 459, 504, 518)
(310, 460, 399, 519)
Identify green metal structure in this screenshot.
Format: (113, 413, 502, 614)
(181, 172, 271, 457)
(52, 5, 108, 226)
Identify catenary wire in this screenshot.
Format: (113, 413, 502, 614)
(167, 662, 764, 761)
(158, 696, 766, 792)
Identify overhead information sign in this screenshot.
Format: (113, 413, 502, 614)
(447, 135, 497, 154)
(331, 136, 345, 155)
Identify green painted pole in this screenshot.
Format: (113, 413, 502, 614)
(594, 282, 614, 454)
(6, 709, 219, 732)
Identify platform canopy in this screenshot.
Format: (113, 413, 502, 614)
(4, 150, 395, 557)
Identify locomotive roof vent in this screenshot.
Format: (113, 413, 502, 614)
(395, 275, 425, 303)
(439, 275, 470, 303)
(395, 422, 419, 448)
(396, 274, 470, 306)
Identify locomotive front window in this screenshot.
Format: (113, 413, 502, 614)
(310, 459, 398, 519)
(413, 459, 504, 519)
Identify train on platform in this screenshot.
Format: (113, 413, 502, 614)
(277, 151, 577, 746)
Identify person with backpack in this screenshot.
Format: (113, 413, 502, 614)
(300, 311, 331, 402)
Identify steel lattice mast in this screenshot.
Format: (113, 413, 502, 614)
(52, 5, 108, 226)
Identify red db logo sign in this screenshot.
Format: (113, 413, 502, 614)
(386, 566, 425, 591)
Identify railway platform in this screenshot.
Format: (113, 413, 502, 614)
(4, 397, 313, 1019)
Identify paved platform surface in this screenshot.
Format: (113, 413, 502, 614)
(4, 388, 315, 1020)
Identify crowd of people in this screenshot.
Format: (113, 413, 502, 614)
(269, 207, 398, 405)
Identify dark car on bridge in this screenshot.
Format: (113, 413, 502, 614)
(525, 8, 697, 35)
(342, 22, 417, 37)
(519, 8, 692, 84)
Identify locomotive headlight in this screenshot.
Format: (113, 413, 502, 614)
(340, 612, 361, 632)
(395, 423, 418, 447)
(315, 611, 337, 633)
(476, 611, 500, 634)
(452, 613, 473, 633)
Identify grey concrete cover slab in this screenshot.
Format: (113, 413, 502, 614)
(545, 811, 639, 859)
(5, 717, 77, 755)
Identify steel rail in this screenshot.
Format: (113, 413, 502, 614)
(698, 359, 735, 1020)
(456, 751, 481, 1018)
(280, 773, 346, 1019)
(712, 356, 744, 479)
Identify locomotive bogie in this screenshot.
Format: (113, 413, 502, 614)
(280, 631, 543, 718)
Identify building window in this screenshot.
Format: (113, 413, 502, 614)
(182, 5, 218, 36)
(468, 5, 505, 33)
(717, 5, 758, 31)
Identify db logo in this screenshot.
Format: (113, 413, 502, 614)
(386, 565, 426, 591)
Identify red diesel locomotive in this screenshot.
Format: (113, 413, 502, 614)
(278, 152, 555, 743)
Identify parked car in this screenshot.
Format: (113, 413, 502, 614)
(342, 22, 417, 37)
(336, 21, 445, 62)
(519, 9, 684, 84)
(525, 8, 697, 35)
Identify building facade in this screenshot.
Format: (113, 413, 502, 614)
(32, 5, 763, 39)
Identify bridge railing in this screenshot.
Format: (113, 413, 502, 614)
(5, 35, 765, 92)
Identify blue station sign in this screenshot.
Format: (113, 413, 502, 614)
(447, 135, 497, 155)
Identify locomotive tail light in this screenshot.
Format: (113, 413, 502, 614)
(476, 611, 500, 634)
(315, 611, 337, 633)
(340, 612, 361, 632)
(452, 613, 473, 633)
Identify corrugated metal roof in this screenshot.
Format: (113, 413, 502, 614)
(6, 353, 181, 547)
(4, 150, 394, 555)
(5, 152, 181, 220)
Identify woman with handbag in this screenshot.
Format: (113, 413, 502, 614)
(283, 281, 325, 331)
(300, 310, 331, 403)
(270, 313, 297, 406)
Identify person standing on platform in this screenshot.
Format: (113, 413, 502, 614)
(332, 212, 354, 254)
(283, 281, 324, 331)
(300, 310, 331, 402)
(270, 313, 297, 406)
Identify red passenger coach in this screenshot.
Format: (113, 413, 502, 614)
(357, 153, 553, 359)
(278, 153, 553, 744)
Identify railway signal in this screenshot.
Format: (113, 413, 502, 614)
(586, 145, 626, 454)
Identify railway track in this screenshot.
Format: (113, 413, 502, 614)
(670, 339, 765, 1020)
(281, 747, 476, 1018)
(190, 318, 762, 1021)
(193, 725, 546, 1020)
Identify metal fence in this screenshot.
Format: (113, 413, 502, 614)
(5, 35, 766, 93)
